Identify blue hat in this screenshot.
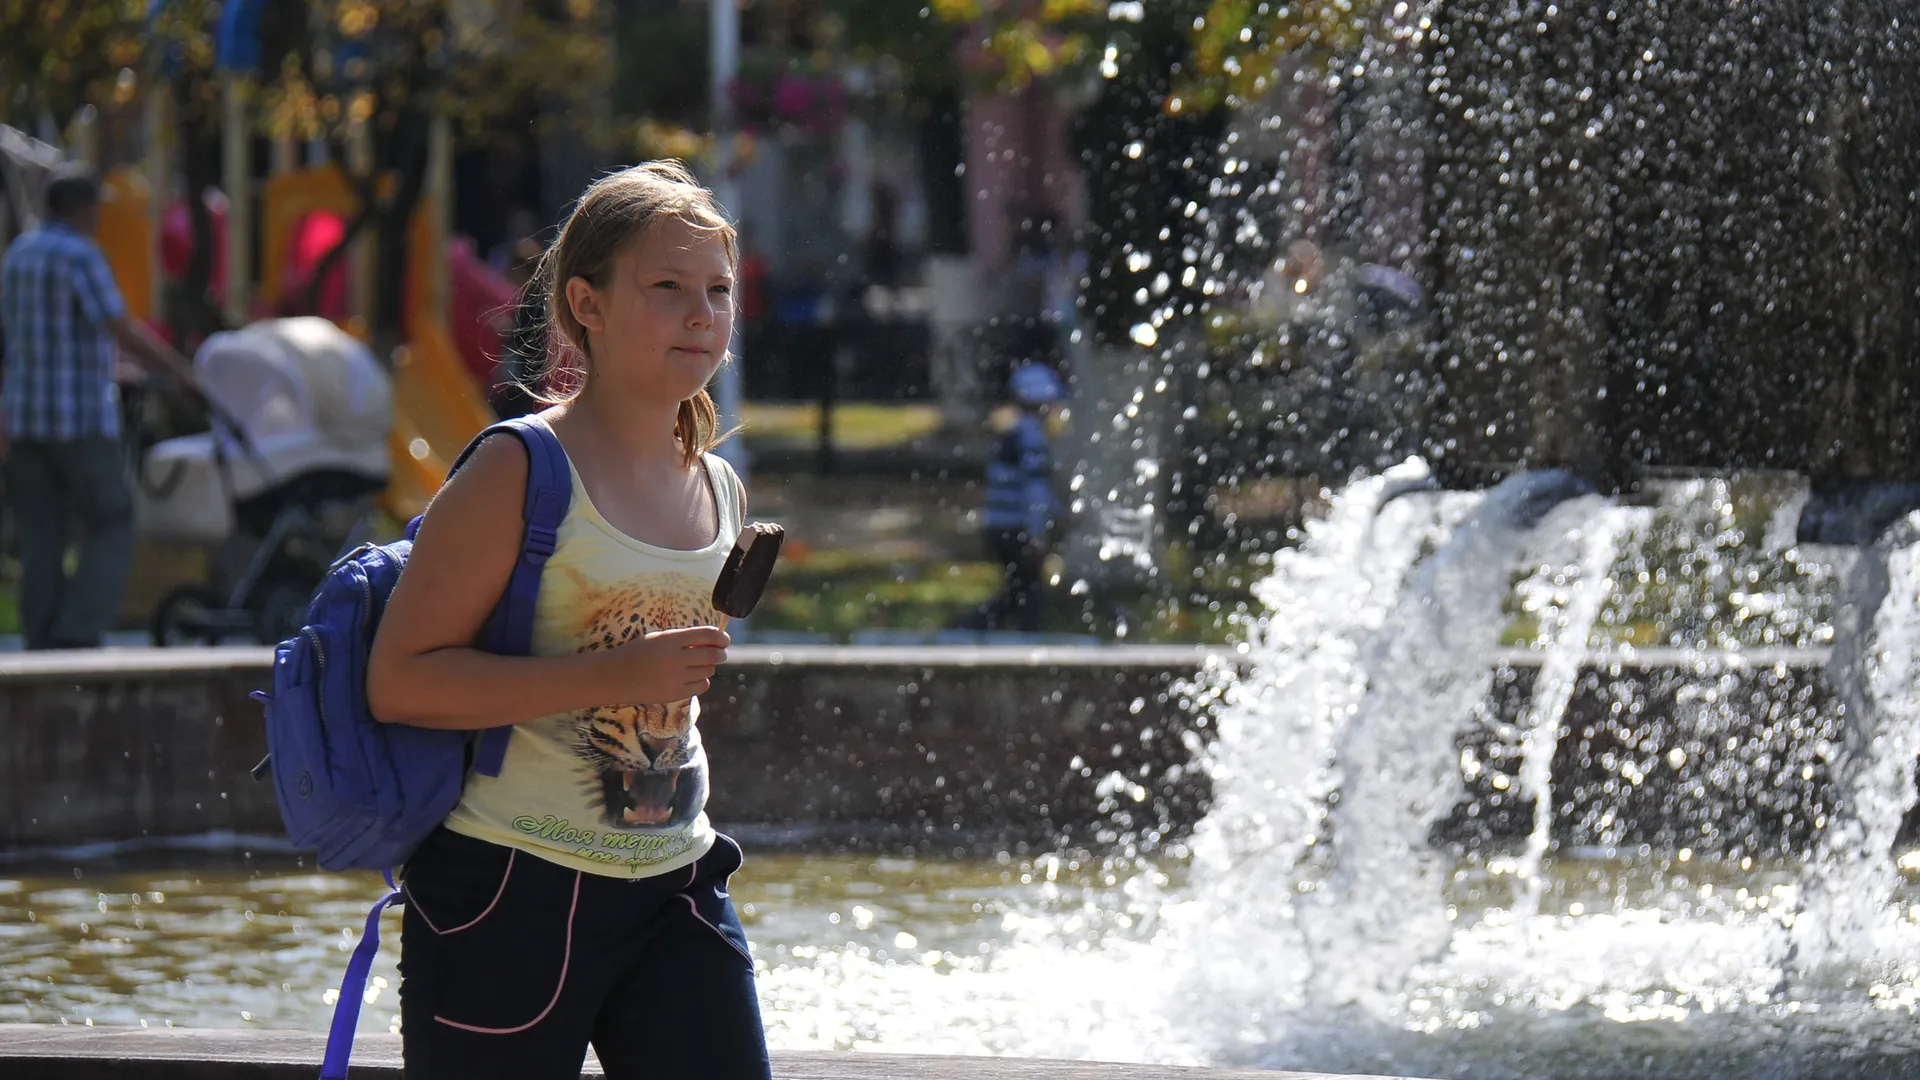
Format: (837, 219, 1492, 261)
(1010, 363, 1066, 404)
(1354, 263, 1425, 315)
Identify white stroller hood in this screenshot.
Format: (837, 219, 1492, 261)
(137, 318, 393, 542)
(196, 317, 393, 496)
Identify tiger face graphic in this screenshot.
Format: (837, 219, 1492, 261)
(565, 570, 717, 830)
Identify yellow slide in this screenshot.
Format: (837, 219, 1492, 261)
(97, 167, 154, 322)
(381, 317, 496, 521)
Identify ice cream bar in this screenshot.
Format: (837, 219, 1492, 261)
(712, 522, 785, 619)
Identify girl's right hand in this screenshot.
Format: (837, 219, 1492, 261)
(599, 626, 732, 703)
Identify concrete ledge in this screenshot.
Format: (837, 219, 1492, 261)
(0, 646, 1218, 853)
(0, 1025, 1407, 1080)
(0, 644, 1862, 855)
(0, 644, 1239, 681)
(1491, 644, 1832, 669)
(0, 642, 1840, 681)
(0, 646, 276, 682)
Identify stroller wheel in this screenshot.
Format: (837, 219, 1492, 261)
(250, 580, 314, 646)
(151, 586, 226, 647)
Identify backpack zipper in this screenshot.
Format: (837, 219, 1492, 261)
(303, 626, 329, 726)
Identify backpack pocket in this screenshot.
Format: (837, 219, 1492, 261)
(264, 632, 349, 852)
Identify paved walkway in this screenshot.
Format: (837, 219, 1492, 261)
(0, 631, 156, 652)
(0, 1025, 1419, 1079)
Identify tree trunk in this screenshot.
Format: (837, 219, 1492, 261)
(369, 106, 432, 362)
(285, 108, 430, 363)
(169, 79, 227, 349)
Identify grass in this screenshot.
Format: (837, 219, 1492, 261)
(747, 541, 1267, 644)
(737, 403, 946, 450)
(0, 470, 1840, 651)
(755, 557, 1007, 639)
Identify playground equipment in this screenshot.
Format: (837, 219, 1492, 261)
(250, 158, 502, 520)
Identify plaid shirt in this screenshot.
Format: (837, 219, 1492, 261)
(1, 221, 126, 440)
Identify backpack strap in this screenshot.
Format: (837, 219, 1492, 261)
(408, 414, 573, 778)
(319, 870, 403, 1080)
(317, 422, 569, 1080)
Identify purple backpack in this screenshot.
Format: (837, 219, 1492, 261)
(253, 414, 570, 1078)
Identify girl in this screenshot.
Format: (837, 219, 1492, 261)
(366, 161, 769, 1080)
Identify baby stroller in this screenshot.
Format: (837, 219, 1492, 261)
(138, 317, 393, 645)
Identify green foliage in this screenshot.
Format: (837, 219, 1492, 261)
(437, 1, 618, 149)
(244, 1, 614, 150)
(1070, 0, 1220, 345)
(0, 0, 148, 128)
(823, 0, 1106, 94)
(0, 0, 621, 174)
(825, 0, 1383, 107)
(1182, 0, 1381, 110)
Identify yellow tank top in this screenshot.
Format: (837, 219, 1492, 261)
(442, 446, 741, 879)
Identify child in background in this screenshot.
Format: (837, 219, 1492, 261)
(366, 161, 769, 1079)
(977, 362, 1068, 633)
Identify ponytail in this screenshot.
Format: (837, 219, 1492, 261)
(675, 389, 720, 466)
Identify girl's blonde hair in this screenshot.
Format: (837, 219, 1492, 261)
(522, 160, 738, 465)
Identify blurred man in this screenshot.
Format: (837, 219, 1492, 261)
(1, 166, 195, 649)
(976, 363, 1068, 633)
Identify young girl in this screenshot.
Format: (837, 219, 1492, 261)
(366, 161, 770, 1080)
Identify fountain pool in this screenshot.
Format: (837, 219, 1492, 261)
(8, 463, 1920, 1080)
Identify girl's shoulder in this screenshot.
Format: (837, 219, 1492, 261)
(700, 448, 740, 482)
(700, 450, 746, 518)
(434, 431, 532, 509)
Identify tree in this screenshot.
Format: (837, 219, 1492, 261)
(808, 0, 1383, 345)
(0, 0, 622, 355)
(0, 0, 149, 132)
(149, 0, 227, 347)
(1069, 2, 1220, 349)
(0, 1, 232, 346)
(248, 0, 620, 355)
(1181, 0, 1381, 110)
(822, 0, 1104, 94)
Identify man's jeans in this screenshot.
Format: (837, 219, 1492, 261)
(6, 437, 134, 649)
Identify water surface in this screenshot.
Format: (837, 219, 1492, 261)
(6, 847, 1920, 1080)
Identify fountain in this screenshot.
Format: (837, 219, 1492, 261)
(13, 3, 1920, 1078)
(1790, 517, 1920, 980)
(1020, 0, 1920, 1073)
(1419, 0, 1920, 500)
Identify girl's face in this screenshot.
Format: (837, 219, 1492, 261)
(565, 215, 735, 407)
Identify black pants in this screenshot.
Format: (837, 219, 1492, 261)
(980, 526, 1046, 632)
(5, 437, 134, 649)
(399, 828, 770, 1080)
